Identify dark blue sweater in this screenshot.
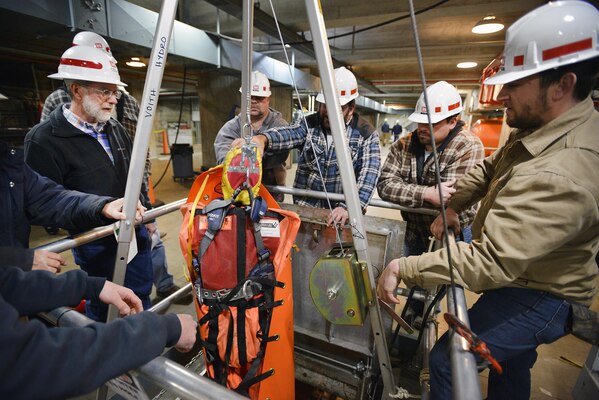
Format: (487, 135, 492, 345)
(0, 267, 181, 399)
(0, 140, 113, 270)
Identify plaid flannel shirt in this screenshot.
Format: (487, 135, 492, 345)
(40, 87, 70, 122)
(117, 93, 152, 182)
(377, 123, 484, 245)
(263, 112, 381, 209)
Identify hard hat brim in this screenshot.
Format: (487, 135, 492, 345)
(485, 53, 599, 85)
(48, 72, 127, 87)
(408, 107, 463, 124)
(409, 112, 444, 124)
(315, 92, 356, 106)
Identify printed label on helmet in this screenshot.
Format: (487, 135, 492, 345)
(259, 218, 281, 237)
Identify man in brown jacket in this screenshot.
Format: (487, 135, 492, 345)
(378, 2, 599, 399)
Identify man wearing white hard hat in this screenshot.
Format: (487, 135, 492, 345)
(238, 66, 381, 227)
(24, 45, 154, 322)
(39, 31, 189, 305)
(40, 31, 116, 121)
(378, 81, 484, 257)
(378, 1, 599, 398)
(377, 81, 484, 326)
(214, 71, 289, 201)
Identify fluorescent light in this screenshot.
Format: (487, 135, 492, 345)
(457, 62, 478, 69)
(472, 15, 504, 34)
(126, 57, 146, 68)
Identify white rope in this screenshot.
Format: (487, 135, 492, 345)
(389, 386, 420, 399)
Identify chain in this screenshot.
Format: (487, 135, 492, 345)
(151, 350, 205, 400)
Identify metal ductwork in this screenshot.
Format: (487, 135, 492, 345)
(0, 0, 397, 114)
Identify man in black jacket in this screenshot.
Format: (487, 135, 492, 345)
(0, 266, 197, 399)
(25, 45, 154, 321)
(0, 140, 142, 272)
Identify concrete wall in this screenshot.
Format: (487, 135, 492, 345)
(196, 71, 240, 167)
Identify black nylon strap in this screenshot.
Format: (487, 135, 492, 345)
(207, 315, 224, 383)
(236, 366, 275, 393)
(237, 300, 248, 366)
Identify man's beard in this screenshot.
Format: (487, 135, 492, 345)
(506, 92, 547, 130)
(82, 95, 112, 123)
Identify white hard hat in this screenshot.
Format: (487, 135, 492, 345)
(239, 71, 271, 97)
(316, 66, 359, 106)
(72, 31, 117, 63)
(48, 46, 127, 86)
(485, 1, 599, 85)
(409, 81, 462, 124)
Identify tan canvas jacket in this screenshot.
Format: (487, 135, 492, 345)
(398, 98, 599, 305)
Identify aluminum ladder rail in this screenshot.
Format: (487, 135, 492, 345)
(303, 1, 396, 397)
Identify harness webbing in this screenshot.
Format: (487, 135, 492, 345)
(193, 190, 283, 393)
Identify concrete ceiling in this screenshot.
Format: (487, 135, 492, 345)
(0, 0, 585, 111)
(121, 0, 551, 108)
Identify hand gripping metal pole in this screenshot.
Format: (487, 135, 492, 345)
(303, 1, 396, 397)
(109, 0, 179, 321)
(40, 308, 248, 400)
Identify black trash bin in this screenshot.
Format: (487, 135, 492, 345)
(171, 144, 194, 181)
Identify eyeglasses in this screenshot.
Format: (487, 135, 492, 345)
(81, 85, 122, 100)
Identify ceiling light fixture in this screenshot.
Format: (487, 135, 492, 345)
(126, 57, 146, 68)
(457, 62, 478, 69)
(472, 15, 504, 34)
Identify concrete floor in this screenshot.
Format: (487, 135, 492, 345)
(29, 146, 593, 400)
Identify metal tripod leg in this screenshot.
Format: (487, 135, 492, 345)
(303, 1, 397, 398)
(109, 0, 179, 321)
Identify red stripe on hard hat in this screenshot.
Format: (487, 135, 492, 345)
(513, 55, 524, 66)
(61, 57, 103, 70)
(543, 38, 593, 61)
(340, 90, 346, 96)
(350, 88, 357, 95)
(435, 106, 441, 113)
(448, 101, 460, 111)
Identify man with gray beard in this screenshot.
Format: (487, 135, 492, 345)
(24, 45, 154, 322)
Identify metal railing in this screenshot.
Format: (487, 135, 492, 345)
(38, 307, 247, 400)
(266, 185, 439, 215)
(36, 199, 186, 253)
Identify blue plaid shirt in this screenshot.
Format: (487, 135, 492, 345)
(263, 112, 381, 210)
(63, 105, 114, 164)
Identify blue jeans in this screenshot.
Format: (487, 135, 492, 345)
(73, 225, 153, 321)
(151, 226, 175, 292)
(429, 287, 571, 399)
